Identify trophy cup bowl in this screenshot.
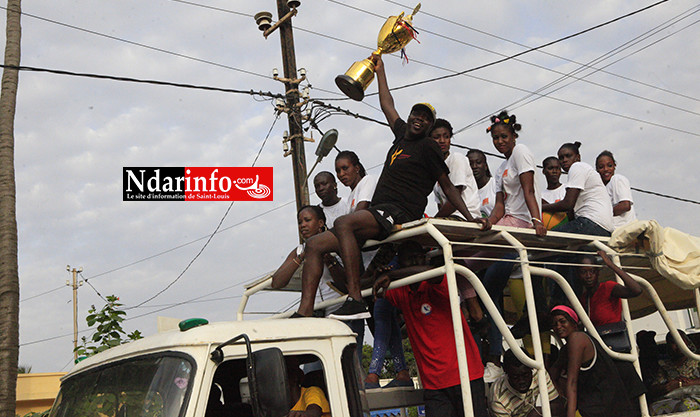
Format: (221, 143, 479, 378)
(335, 4, 420, 101)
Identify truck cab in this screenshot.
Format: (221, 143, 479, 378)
(48, 319, 368, 417)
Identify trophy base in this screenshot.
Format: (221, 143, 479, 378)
(335, 74, 365, 101)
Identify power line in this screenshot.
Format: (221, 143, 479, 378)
(364, 0, 671, 95)
(20, 285, 64, 302)
(381, 0, 699, 104)
(4, 6, 272, 80)
(451, 7, 700, 134)
(408, 9, 700, 118)
(126, 114, 282, 309)
(79, 272, 107, 303)
(311, 3, 700, 138)
(0, 64, 284, 97)
(19, 270, 268, 347)
(497, 11, 700, 120)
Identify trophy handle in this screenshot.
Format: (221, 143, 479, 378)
(411, 3, 421, 17)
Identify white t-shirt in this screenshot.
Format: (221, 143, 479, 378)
(320, 197, 348, 228)
(606, 174, 636, 229)
(432, 152, 482, 219)
(346, 174, 379, 268)
(478, 177, 498, 218)
(347, 174, 377, 213)
(542, 183, 567, 204)
(494, 143, 541, 224)
(565, 161, 614, 232)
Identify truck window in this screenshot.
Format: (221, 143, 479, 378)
(206, 354, 330, 417)
(50, 353, 194, 417)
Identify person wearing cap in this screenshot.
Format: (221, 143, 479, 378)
(292, 54, 489, 320)
(548, 306, 635, 417)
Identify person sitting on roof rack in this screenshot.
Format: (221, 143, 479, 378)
(292, 54, 489, 320)
(314, 171, 347, 228)
(373, 241, 488, 417)
(485, 111, 545, 237)
(467, 149, 498, 218)
(463, 112, 547, 373)
(595, 150, 637, 230)
(541, 156, 570, 230)
(271, 205, 364, 359)
(429, 118, 484, 324)
(543, 141, 613, 237)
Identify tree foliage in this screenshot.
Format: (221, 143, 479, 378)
(74, 295, 142, 358)
(361, 339, 417, 379)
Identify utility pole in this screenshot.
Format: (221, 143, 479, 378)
(275, 0, 309, 213)
(66, 265, 83, 362)
(256, 0, 310, 214)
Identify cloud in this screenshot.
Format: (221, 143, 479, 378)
(10, 0, 700, 372)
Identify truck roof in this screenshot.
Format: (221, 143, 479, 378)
(67, 318, 354, 377)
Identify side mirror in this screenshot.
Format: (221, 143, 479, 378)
(248, 347, 291, 417)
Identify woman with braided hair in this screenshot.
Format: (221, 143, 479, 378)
(486, 111, 545, 236)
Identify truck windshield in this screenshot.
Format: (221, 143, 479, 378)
(49, 353, 194, 417)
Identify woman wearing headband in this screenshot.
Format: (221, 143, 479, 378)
(548, 305, 634, 417)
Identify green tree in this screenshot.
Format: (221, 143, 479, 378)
(74, 295, 142, 358)
(361, 339, 417, 379)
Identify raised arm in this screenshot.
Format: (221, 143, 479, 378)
(373, 55, 400, 131)
(601, 251, 643, 298)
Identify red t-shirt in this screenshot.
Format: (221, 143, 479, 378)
(581, 280, 621, 326)
(385, 277, 484, 389)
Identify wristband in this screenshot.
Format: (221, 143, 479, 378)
(532, 217, 543, 224)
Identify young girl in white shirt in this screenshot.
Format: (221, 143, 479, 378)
(487, 111, 546, 236)
(543, 142, 613, 236)
(595, 150, 637, 230)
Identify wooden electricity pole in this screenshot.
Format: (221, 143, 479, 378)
(66, 266, 83, 362)
(274, 0, 309, 213)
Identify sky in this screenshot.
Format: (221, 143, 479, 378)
(5, 0, 700, 372)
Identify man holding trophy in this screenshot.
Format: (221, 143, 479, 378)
(294, 52, 490, 323)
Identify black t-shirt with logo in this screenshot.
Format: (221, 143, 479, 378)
(370, 118, 449, 220)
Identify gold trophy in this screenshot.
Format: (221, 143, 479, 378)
(335, 3, 421, 101)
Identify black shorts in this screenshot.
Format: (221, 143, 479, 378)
(366, 203, 413, 240)
(424, 379, 487, 417)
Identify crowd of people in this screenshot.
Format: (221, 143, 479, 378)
(270, 54, 698, 417)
